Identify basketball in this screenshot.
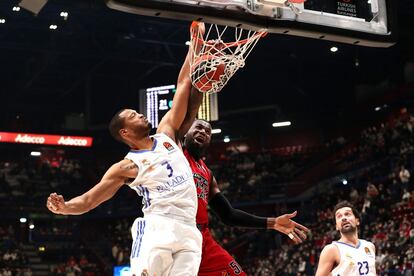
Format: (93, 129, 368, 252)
(192, 55, 226, 93)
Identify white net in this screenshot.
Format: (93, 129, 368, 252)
(189, 22, 267, 94)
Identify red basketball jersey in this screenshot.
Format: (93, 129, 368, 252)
(184, 149, 211, 225)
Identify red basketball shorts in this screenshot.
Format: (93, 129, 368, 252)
(198, 228, 246, 276)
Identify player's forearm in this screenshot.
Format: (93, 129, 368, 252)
(174, 50, 192, 105)
(161, 50, 193, 134)
(59, 195, 93, 215)
(209, 192, 267, 228)
(225, 208, 267, 228)
(177, 87, 204, 139)
(177, 50, 192, 84)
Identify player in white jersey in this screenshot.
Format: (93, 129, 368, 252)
(46, 23, 207, 276)
(316, 201, 376, 276)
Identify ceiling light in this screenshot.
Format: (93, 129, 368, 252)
(330, 46, 338, 53)
(223, 136, 230, 143)
(60, 11, 68, 20)
(29, 224, 35, 230)
(20, 217, 27, 223)
(375, 106, 381, 111)
(211, 129, 222, 134)
(49, 24, 57, 30)
(272, 121, 291, 127)
(185, 41, 191, 46)
(30, 151, 41, 157)
(0, 19, 5, 24)
(12, 6, 21, 11)
(342, 179, 348, 185)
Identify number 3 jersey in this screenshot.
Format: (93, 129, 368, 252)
(331, 239, 376, 276)
(125, 133, 198, 223)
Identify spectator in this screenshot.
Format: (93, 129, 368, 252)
(399, 165, 411, 190)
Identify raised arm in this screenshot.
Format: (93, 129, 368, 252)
(208, 175, 310, 244)
(177, 86, 204, 139)
(157, 49, 193, 141)
(46, 159, 137, 215)
(315, 244, 339, 276)
(157, 23, 205, 142)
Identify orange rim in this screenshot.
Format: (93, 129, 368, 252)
(190, 21, 267, 49)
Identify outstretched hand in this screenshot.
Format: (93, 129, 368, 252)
(270, 211, 310, 244)
(46, 193, 66, 214)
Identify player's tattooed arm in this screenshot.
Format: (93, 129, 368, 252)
(46, 159, 137, 215)
(120, 160, 138, 171)
(119, 160, 138, 179)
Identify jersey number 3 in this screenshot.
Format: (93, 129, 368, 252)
(162, 161, 174, 177)
(358, 261, 369, 275)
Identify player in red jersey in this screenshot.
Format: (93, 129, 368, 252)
(183, 119, 310, 276)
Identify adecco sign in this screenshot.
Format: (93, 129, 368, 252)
(0, 132, 93, 147)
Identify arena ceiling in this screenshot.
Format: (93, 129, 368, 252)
(0, 0, 413, 142)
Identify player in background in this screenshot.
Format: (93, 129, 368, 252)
(316, 201, 376, 276)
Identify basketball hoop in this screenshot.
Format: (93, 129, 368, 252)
(189, 21, 267, 94)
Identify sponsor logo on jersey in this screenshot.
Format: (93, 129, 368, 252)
(140, 159, 156, 173)
(146, 165, 155, 173)
(194, 173, 209, 202)
(156, 172, 192, 193)
(163, 142, 174, 151)
(345, 253, 353, 260)
(364, 247, 373, 256)
(345, 252, 354, 266)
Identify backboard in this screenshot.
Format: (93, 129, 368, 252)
(106, 0, 397, 47)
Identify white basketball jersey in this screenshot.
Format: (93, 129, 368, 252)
(125, 133, 197, 222)
(331, 239, 376, 276)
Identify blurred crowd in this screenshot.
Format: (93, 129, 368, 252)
(211, 150, 313, 202)
(0, 158, 85, 208)
(0, 224, 31, 276)
(50, 255, 98, 276)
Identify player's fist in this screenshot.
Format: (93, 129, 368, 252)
(46, 193, 66, 214)
(191, 21, 205, 36)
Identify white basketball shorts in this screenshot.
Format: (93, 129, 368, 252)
(130, 214, 202, 276)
